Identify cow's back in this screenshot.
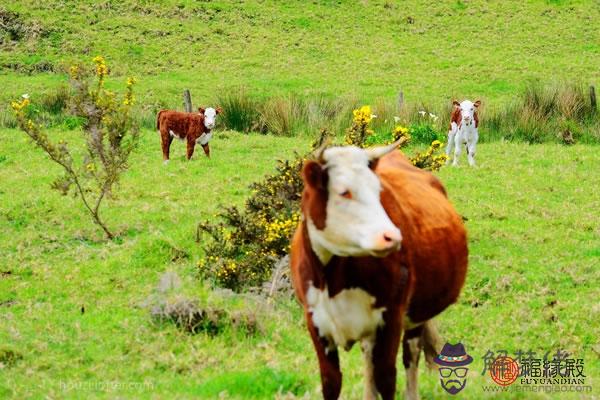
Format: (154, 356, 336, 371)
(376, 151, 468, 323)
(158, 110, 203, 138)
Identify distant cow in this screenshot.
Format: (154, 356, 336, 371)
(291, 140, 468, 399)
(446, 99, 481, 166)
(156, 107, 221, 163)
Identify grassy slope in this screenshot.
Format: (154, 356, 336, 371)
(1, 0, 599, 109)
(1, 128, 599, 398)
(1, 0, 599, 398)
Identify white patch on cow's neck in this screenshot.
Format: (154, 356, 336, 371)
(306, 284, 386, 350)
(197, 132, 212, 145)
(305, 146, 401, 260)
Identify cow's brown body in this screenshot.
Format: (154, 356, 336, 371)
(156, 110, 211, 161)
(291, 150, 468, 399)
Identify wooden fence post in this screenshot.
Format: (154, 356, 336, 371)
(397, 90, 404, 111)
(590, 85, 597, 111)
(183, 89, 192, 112)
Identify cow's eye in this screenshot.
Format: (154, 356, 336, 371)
(340, 190, 353, 199)
(470, 108, 474, 111)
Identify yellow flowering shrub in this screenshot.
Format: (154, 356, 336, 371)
(11, 57, 139, 239)
(345, 105, 375, 147)
(197, 149, 308, 290)
(410, 139, 448, 171)
(198, 109, 447, 291)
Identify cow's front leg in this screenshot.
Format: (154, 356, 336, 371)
(467, 139, 477, 167)
(372, 313, 402, 400)
(186, 138, 196, 160)
(202, 143, 210, 158)
(445, 131, 455, 165)
(361, 338, 378, 400)
(306, 313, 342, 400)
(453, 136, 463, 166)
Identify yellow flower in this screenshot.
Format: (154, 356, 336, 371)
(394, 125, 409, 135)
(352, 105, 372, 124)
(11, 98, 30, 112)
(93, 55, 108, 79)
(69, 65, 79, 78)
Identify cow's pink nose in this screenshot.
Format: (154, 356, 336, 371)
(378, 230, 402, 250)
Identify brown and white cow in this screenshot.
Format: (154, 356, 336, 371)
(291, 140, 468, 400)
(446, 99, 481, 166)
(156, 107, 221, 163)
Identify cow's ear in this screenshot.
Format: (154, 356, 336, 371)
(198, 107, 205, 114)
(473, 100, 481, 108)
(303, 161, 327, 190)
(215, 107, 223, 114)
(452, 100, 460, 107)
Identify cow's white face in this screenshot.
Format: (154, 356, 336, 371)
(202, 107, 220, 130)
(454, 100, 480, 127)
(303, 143, 403, 264)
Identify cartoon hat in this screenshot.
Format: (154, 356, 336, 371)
(434, 343, 473, 367)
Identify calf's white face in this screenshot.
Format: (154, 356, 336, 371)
(454, 100, 480, 127)
(202, 107, 221, 130)
(304, 144, 402, 264)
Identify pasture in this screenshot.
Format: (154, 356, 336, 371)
(1, 0, 599, 399)
(1, 0, 599, 108)
(1, 130, 599, 398)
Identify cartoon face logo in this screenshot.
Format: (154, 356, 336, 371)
(434, 343, 473, 395)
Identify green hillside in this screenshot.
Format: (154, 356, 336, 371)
(1, 0, 599, 108)
(1, 1, 599, 399)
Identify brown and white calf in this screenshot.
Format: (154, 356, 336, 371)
(446, 99, 481, 166)
(291, 140, 468, 400)
(156, 107, 221, 163)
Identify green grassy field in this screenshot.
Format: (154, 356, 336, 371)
(1, 0, 599, 109)
(1, 128, 598, 399)
(1, 0, 599, 398)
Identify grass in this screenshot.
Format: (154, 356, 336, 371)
(1, 1, 599, 108)
(1, 127, 599, 398)
(1, 0, 599, 397)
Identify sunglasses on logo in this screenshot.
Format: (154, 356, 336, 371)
(439, 367, 468, 378)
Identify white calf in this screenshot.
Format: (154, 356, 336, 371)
(446, 100, 481, 166)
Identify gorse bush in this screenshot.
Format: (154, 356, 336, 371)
(11, 56, 139, 239)
(345, 105, 375, 146)
(197, 109, 447, 291)
(411, 140, 448, 171)
(197, 154, 304, 290)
